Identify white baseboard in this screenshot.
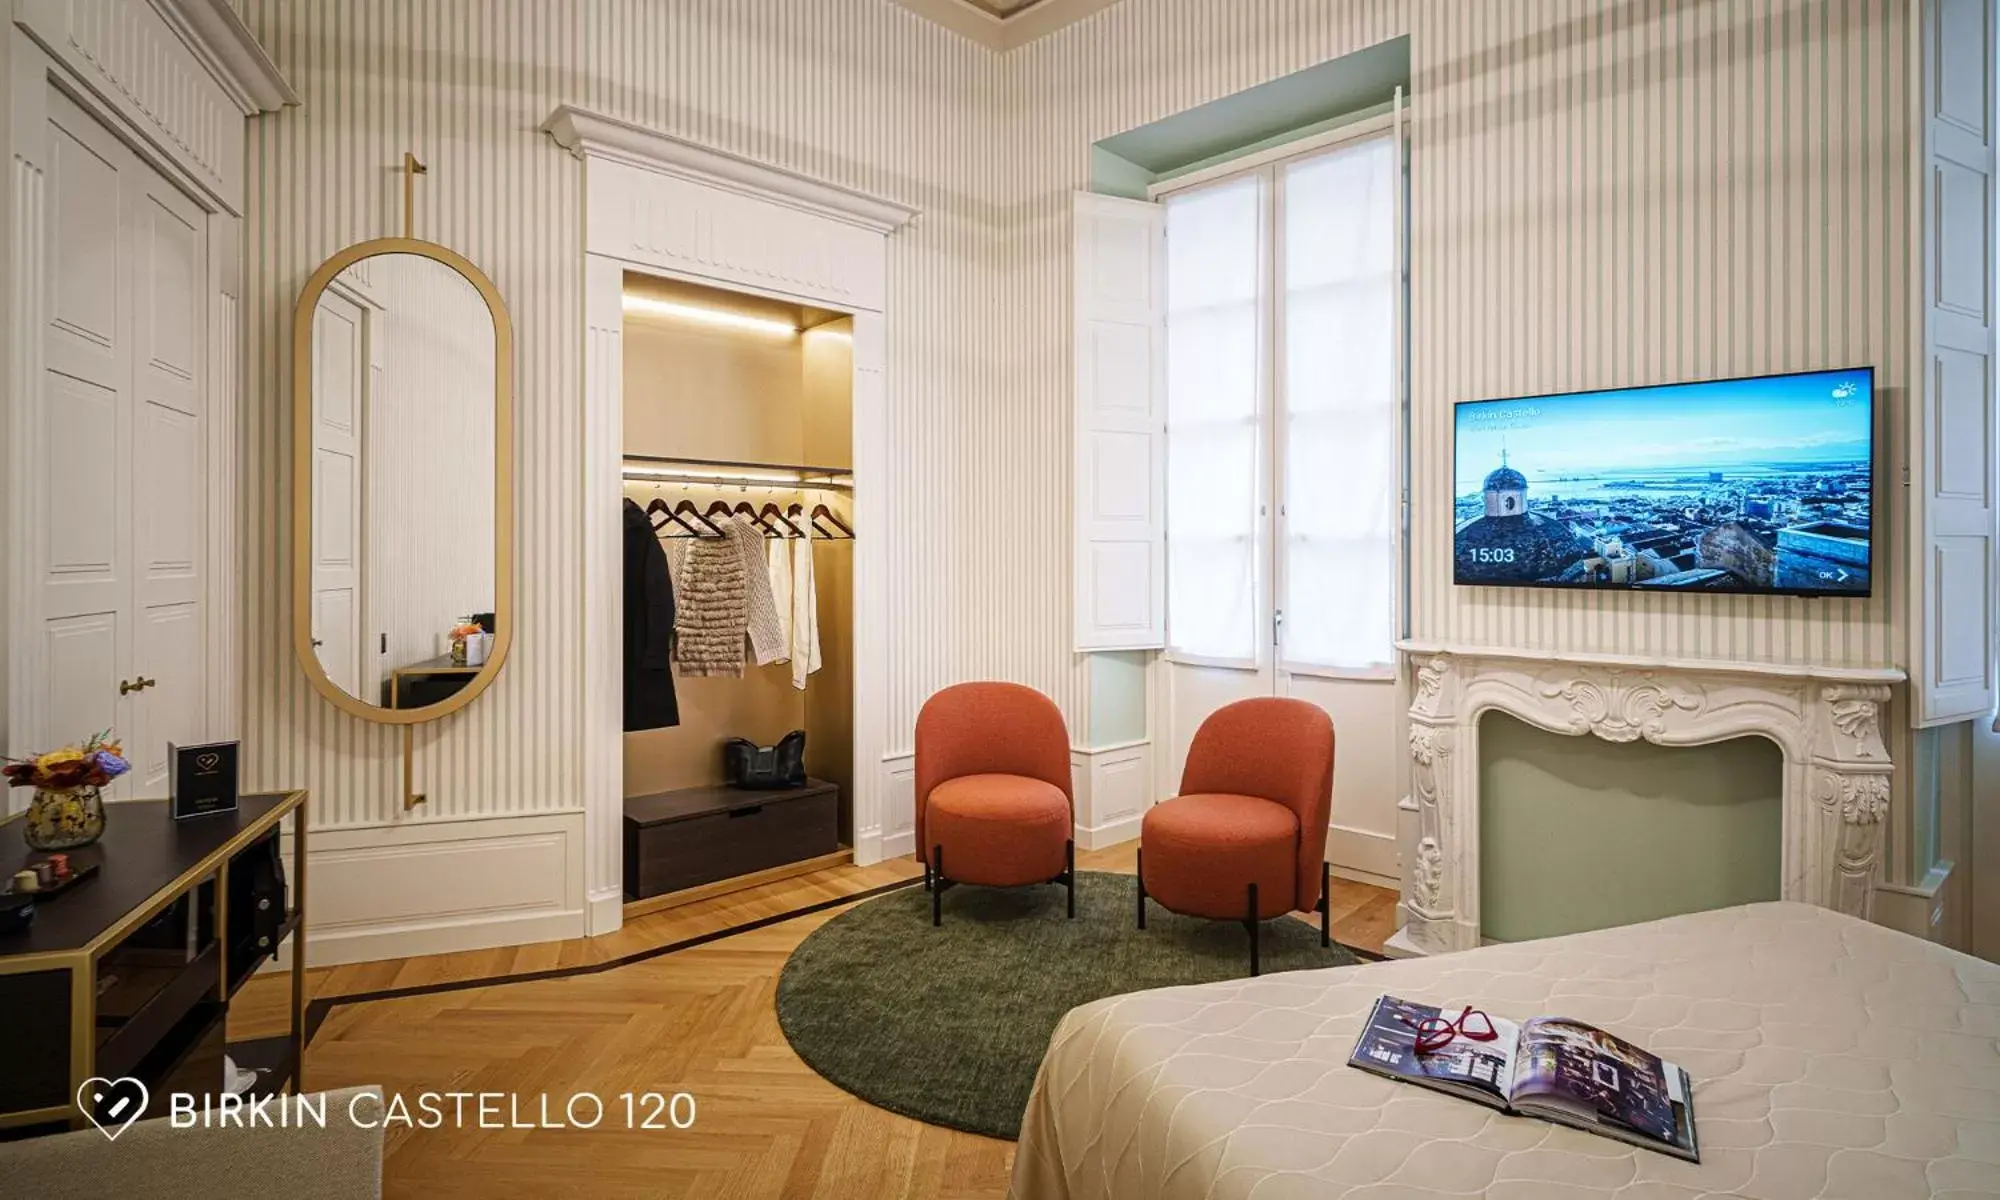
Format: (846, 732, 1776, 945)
(1330, 861, 1400, 892)
(881, 829, 914, 860)
(283, 811, 587, 968)
(1075, 812, 1141, 850)
(587, 884, 624, 936)
(1874, 860, 1954, 942)
(1327, 821, 1400, 883)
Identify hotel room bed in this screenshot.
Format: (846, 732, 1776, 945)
(1009, 902, 2000, 1200)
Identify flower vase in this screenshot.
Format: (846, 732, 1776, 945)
(24, 785, 106, 850)
(450, 637, 468, 666)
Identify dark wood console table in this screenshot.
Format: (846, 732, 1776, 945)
(0, 791, 307, 1136)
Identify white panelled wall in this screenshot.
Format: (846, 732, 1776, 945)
(218, 0, 1968, 960)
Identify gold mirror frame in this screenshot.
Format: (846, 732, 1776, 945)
(290, 237, 515, 726)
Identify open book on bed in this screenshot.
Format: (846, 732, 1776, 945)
(1347, 995, 1699, 1162)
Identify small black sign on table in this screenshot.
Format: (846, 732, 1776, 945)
(170, 740, 241, 820)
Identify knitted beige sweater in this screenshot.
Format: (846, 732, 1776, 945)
(674, 534, 749, 677)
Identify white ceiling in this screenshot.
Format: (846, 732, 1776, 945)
(892, 0, 1122, 51)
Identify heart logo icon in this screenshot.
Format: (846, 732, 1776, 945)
(77, 1076, 149, 1141)
(196, 753, 220, 771)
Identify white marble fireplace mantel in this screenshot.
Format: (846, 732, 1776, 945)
(1388, 640, 1906, 957)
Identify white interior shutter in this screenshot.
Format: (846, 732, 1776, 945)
(1914, 0, 1996, 726)
(1073, 191, 1166, 651)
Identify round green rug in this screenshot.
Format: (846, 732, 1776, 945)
(775, 870, 1358, 1140)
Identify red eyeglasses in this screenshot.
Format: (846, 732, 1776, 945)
(1397, 1006, 1498, 1054)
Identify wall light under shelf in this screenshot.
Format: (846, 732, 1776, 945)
(621, 293, 799, 337)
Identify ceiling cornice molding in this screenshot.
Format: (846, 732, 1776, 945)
(541, 106, 919, 235)
(893, 0, 1123, 51)
(150, 0, 298, 114)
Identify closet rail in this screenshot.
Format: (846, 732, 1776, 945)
(622, 453, 853, 492)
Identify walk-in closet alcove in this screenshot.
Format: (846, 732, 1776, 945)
(620, 272, 856, 907)
(555, 104, 911, 935)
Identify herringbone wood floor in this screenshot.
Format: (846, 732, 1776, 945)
(232, 843, 1397, 1199)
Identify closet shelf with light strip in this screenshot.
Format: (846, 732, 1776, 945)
(621, 453, 853, 491)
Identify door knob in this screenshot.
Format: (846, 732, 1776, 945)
(121, 676, 157, 695)
(137, 676, 156, 691)
(311, 638, 324, 648)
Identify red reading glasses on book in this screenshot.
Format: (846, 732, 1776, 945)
(1397, 1006, 1499, 1054)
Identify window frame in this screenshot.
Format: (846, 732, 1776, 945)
(1152, 112, 1407, 681)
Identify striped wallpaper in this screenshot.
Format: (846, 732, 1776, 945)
(234, 0, 1016, 827)
(233, 0, 1912, 833)
(1012, 0, 1909, 673)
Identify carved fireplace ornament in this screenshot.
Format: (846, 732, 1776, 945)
(1391, 643, 1903, 957)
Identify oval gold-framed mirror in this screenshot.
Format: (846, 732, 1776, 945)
(291, 236, 514, 726)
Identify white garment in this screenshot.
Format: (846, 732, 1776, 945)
(789, 533, 821, 689)
(766, 536, 794, 657)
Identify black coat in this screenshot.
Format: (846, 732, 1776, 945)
(623, 499, 680, 731)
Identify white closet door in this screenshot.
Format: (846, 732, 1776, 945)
(128, 160, 209, 790)
(38, 87, 211, 794)
(310, 293, 366, 699)
(40, 89, 136, 787)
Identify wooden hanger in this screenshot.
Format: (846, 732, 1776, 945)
(730, 501, 776, 535)
(645, 496, 691, 535)
(790, 502, 829, 538)
(675, 499, 725, 536)
(811, 503, 854, 539)
(761, 502, 806, 538)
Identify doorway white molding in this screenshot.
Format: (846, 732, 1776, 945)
(547, 105, 916, 936)
(1389, 641, 1906, 957)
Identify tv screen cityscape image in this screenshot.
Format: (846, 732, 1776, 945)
(1452, 368, 1873, 595)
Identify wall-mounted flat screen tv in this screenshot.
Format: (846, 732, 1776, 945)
(1452, 367, 1874, 597)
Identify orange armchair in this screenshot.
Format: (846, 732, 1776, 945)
(1137, 697, 1336, 974)
(915, 682, 1075, 926)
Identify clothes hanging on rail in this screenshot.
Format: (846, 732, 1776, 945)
(789, 531, 821, 689)
(622, 499, 679, 729)
(675, 529, 750, 678)
(728, 516, 787, 667)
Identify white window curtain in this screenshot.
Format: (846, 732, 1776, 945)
(1159, 129, 1401, 674)
(1164, 175, 1263, 663)
(1279, 136, 1398, 672)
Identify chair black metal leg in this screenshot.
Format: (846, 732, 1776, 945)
(932, 846, 943, 927)
(924, 860, 932, 892)
(1247, 881, 1261, 977)
(1136, 848, 1147, 930)
(1320, 859, 1331, 948)
(1065, 839, 1076, 919)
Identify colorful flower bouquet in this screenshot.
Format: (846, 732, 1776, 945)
(7, 731, 127, 850)
(4, 731, 130, 791)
